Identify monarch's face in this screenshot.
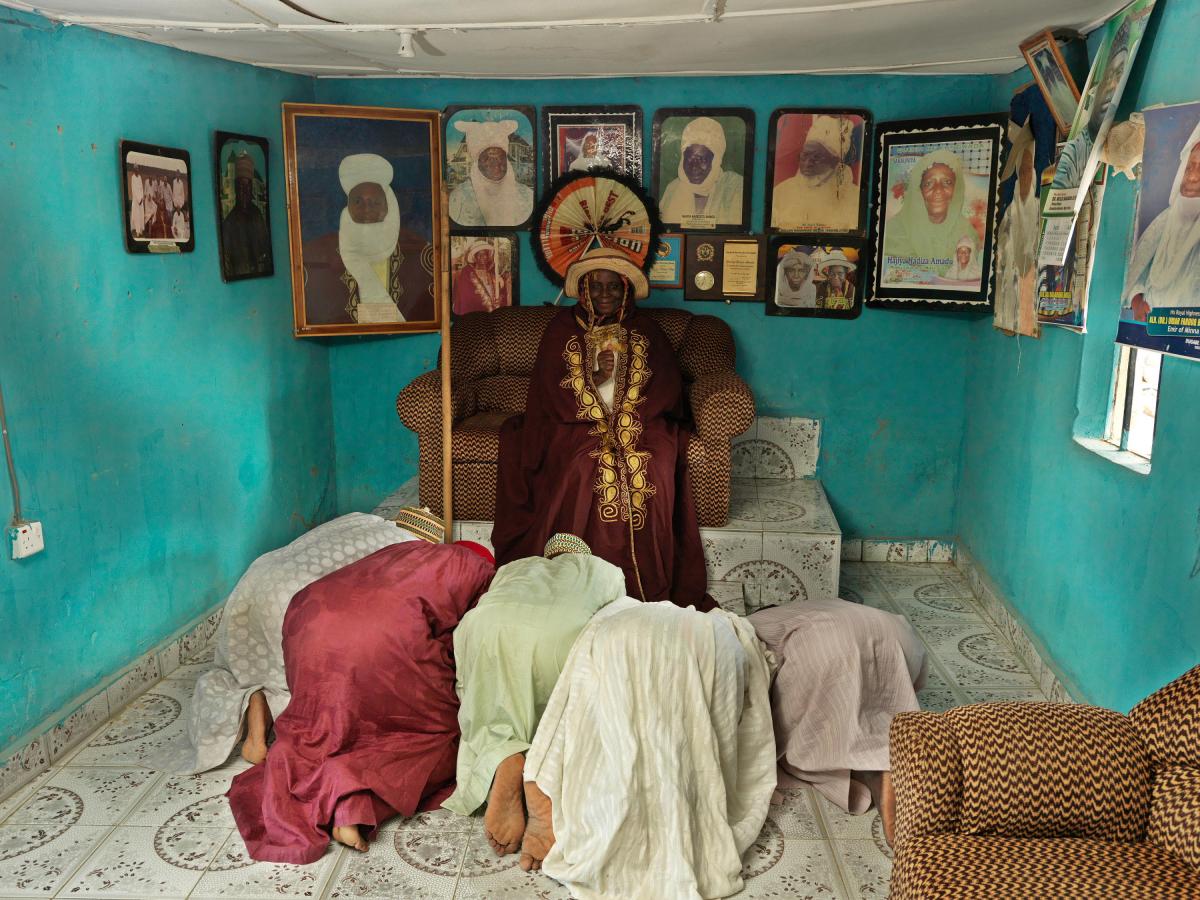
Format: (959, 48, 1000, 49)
(584, 269, 625, 316)
(1181, 143, 1200, 198)
(348, 182, 387, 224)
(783, 261, 811, 288)
(477, 147, 508, 182)
(797, 142, 838, 178)
(920, 163, 956, 223)
(683, 144, 715, 184)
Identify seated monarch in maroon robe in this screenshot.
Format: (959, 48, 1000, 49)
(491, 247, 713, 610)
(226, 539, 495, 864)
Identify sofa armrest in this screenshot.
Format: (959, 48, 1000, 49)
(687, 371, 755, 442)
(893, 703, 1154, 849)
(891, 711, 964, 849)
(395, 369, 475, 435)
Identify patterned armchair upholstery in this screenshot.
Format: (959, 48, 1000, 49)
(888, 665, 1200, 899)
(395, 305, 755, 526)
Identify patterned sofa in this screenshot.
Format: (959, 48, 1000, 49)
(395, 305, 755, 526)
(888, 664, 1200, 899)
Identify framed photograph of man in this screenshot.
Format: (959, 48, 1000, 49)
(214, 131, 272, 281)
(450, 234, 519, 317)
(869, 116, 1006, 310)
(651, 108, 752, 232)
(444, 105, 536, 231)
(542, 106, 642, 188)
(282, 103, 442, 337)
(120, 140, 194, 254)
(1019, 31, 1081, 136)
(767, 237, 864, 319)
(765, 109, 871, 236)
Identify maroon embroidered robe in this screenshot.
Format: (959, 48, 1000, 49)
(492, 306, 712, 610)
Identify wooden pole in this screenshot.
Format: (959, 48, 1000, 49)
(439, 185, 453, 543)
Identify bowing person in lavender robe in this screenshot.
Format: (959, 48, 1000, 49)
(226, 539, 495, 864)
(491, 247, 713, 610)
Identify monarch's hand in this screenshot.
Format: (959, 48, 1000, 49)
(595, 350, 616, 385)
(1131, 294, 1150, 323)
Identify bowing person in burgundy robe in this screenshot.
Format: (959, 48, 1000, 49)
(491, 247, 712, 610)
(227, 539, 495, 864)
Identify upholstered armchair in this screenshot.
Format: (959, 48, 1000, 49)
(887, 665, 1200, 899)
(395, 305, 755, 526)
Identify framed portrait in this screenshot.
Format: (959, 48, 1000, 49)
(651, 108, 753, 232)
(649, 234, 684, 289)
(444, 105, 536, 231)
(542, 106, 642, 188)
(214, 131, 272, 281)
(767, 237, 864, 319)
(282, 103, 443, 337)
(868, 115, 1006, 310)
(1019, 31, 1081, 136)
(120, 140, 194, 254)
(765, 109, 871, 236)
(449, 234, 519, 316)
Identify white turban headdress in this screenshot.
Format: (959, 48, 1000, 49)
(454, 119, 528, 226)
(337, 153, 402, 319)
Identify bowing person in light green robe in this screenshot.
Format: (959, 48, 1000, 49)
(443, 534, 626, 858)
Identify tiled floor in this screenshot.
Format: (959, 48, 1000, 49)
(0, 561, 1048, 899)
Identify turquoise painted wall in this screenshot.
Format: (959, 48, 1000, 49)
(0, 12, 325, 749)
(316, 75, 1001, 537)
(957, 0, 1200, 712)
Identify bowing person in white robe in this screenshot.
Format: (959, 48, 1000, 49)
(519, 599, 777, 899)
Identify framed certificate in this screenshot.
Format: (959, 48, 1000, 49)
(683, 234, 766, 301)
(648, 233, 684, 289)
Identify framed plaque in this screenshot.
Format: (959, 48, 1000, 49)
(684, 234, 766, 301)
(649, 233, 684, 289)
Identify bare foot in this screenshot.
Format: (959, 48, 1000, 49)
(332, 824, 368, 852)
(880, 771, 896, 847)
(484, 753, 526, 856)
(519, 780, 555, 872)
(241, 691, 272, 766)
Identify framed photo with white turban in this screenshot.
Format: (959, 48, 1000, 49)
(120, 140, 194, 254)
(444, 106, 536, 232)
(449, 234, 520, 317)
(652, 108, 753, 233)
(766, 109, 871, 237)
(282, 103, 443, 337)
(767, 236, 864, 320)
(541, 106, 642, 190)
(868, 115, 1006, 310)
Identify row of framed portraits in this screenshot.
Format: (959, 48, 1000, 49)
(444, 104, 872, 239)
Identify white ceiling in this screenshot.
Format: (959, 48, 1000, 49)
(2, 0, 1125, 78)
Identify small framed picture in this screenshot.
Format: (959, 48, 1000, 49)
(542, 106, 642, 188)
(649, 234, 684, 289)
(651, 108, 753, 232)
(282, 103, 443, 337)
(214, 131, 273, 281)
(766, 109, 871, 236)
(869, 115, 1006, 310)
(444, 105, 537, 231)
(683, 234, 766, 302)
(1019, 30, 1081, 135)
(121, 140, 194, 254)
(449, 234, 519, 316)
(767, 236, 864, 319)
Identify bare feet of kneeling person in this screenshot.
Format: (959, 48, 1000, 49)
(484, 753, 526, 856)
(519, 779, 555, 872)
(241, 690, 272, 766)
(332, 825, 368, 852)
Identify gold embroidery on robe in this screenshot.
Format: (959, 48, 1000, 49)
(561, 329, 655, 529)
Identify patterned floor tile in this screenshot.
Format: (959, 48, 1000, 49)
(917, 667, 963, 713)
(393, 806, 475, 834)
(699, 530, 763, 584)
(189, 829, 343, 899)
(61, 824, 229, 897)
(919, 623, 1041, 691)
(0, 737, 50, 807)
(962, 687, 1049, 704)
(766, 787, 824, 839)
(833, 839, 893, 899)
(762, 534, 839, 602)
(453, 829, 572, 898)
(838, 563, 891, 604)
(65, 679, 195, 767)
(5, 766, 160, 827)
(122, 769, 239, 829)
(873, 568, 973, 603)
(756, 417, 820, 479)
(324, 825, 465, 899)
(892, 590, 984, 625)
(0, 770, 54, 824)
(0, 823, 109, 896)
(105, 654, 163, 717)
(740, 831, 848, 898)
(710, 581, 748, 617)
(813, 793, 883, 842)
(47, 693, 111, 764)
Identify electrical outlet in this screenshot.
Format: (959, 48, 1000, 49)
(9, 521, 44, 559)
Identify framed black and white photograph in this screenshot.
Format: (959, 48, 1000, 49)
(542, 106, 642, 188)
(214, 131, 272, 280)
(444, 105, 537, 231)
(868, 115, 1005, 310)
(121, 140, 194, 254)
(652, 108, 753, 232)
(767, 236, 865, 319)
